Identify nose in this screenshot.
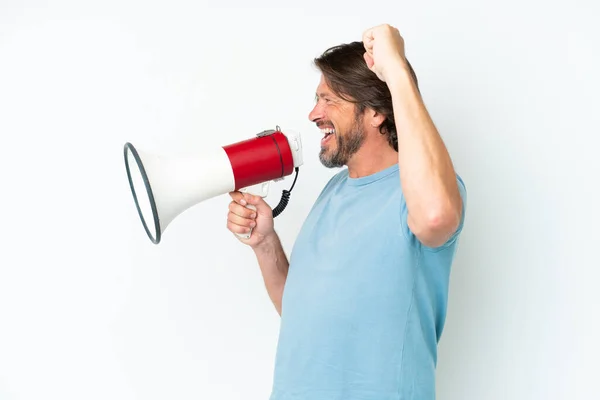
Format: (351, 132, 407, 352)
(308, 102, 323, 123)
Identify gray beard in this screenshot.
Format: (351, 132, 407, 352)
(319, 121, 365, 168)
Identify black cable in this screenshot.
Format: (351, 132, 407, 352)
(272, 167, 299, 218)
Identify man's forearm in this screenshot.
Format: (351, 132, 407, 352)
(252, 233, 289, 315)
(387, 62, 462, 247)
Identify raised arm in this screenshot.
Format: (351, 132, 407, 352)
(363, 24, 463, 248)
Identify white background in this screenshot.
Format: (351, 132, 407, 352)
(1, 1, 599, 399)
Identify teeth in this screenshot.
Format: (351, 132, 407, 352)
(320, 128, 335, 136)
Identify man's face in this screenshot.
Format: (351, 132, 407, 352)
(308, 75, 365, 168)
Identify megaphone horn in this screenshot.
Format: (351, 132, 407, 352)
(124, 126, 303, 244)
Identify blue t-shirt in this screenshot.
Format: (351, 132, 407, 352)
(269, 163, 467, 400)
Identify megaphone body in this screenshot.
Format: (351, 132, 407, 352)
(124, 126, 303, 244)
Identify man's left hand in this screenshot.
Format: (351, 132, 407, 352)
(362, 24, 407, 82)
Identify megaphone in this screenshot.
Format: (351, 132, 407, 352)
(123, 126, 303, 244)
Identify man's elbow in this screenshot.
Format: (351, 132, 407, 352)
(412, 203, 462, 248)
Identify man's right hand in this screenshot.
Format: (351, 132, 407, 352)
(228, 191, 288, 315)
(227, 191, 275, 248)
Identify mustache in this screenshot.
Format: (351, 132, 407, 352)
(317, 121, 334, 129)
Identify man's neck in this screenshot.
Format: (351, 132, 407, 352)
(346, 144, 398, 178)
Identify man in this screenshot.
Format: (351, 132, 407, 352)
(227, 24, 467, 400)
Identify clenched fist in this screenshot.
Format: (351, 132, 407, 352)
(362, 24, 407, 82)
(227, 191, 275, 248)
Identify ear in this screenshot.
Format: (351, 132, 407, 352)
(366, 109, 386, 129)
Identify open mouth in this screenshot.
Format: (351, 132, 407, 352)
(320, 127, 335, 145)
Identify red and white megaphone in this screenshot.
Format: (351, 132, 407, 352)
(123, 126, 303, 244)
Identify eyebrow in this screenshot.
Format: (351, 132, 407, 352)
(315, 92, 334, 101)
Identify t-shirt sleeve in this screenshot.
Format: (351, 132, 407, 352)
(399, 174, 467, 251)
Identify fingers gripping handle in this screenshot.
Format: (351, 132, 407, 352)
(236, 181, 270, 239)
(236, 203, 256, 239)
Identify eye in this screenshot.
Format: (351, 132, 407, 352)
(314, 94, 335, 105)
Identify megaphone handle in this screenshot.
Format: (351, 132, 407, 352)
(236, 204, 257, 240)
(236, 181, 269, 240)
